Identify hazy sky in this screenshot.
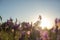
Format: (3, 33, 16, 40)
(0, 0, 60, 24)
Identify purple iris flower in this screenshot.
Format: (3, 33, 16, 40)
(12, 24, 20, 29)
(55, 18, 58, 24)
(58, 19, 60, 22)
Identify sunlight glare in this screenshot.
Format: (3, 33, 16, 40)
(40, 16, 52, 29)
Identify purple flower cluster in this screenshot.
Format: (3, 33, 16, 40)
(21, 22, 32, 30)
(55, 18, 60, 24)
(0, 18, 20, 32)
(13, 23, 20, 30)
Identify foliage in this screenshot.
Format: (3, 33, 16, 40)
(0, 16, 60, 40)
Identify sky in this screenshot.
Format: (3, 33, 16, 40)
(0, 0, 60, 27)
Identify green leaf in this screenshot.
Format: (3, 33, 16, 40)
(0, 16, 2, 21)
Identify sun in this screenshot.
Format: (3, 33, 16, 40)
(40, 16, 52, 29)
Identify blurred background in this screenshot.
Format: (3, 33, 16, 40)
(0, 0, 60, 40)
